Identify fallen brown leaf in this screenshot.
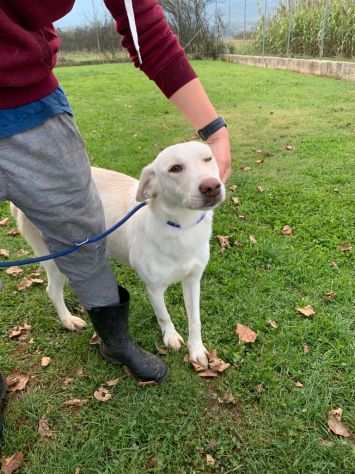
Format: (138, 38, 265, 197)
(303, 344, 310, 354)
(155, 343, 168, 355)
(281, 225, 293, 236)
(206, 454, 216, 466)
(249, 235, 257, 245)
(137, 380, 158, 386)
(328, 408, 352, 438)
(294, 381, 304, 388)
(6, 373, 29, 392)
(0, 249, 9, 258)
(208, 351, 231, 373)
(7, 228, 20, 237)
(198, 369, 218, 378)
(38, 416, 55, 439)
(8, 323, 31, 340)
(0, 217, 9, 226)
(145, 457, 158, 469)
(74, 468, 81, 474)
(216, 235, 230, 253)
(63, 399, 88, 408)
(296, 305, 316, 318)
(5, 267, 23, 277)
(16, 278, 33, 291)
(229, 184, 237, 192)
(255, 159, 264, 165)
(16, 249, 29, 257)
(105, 378, 120, 387)
(256, 185, 264, 193)
(218, 392, 236, 405)
(1, 452, 24, 474)
(62, 377, 74, 387)
(337, 242, 352, 253)
(238, 214, 246, 220)
(94, 387, 112, 402)
(89, 333, 100, 345)
(255, 384, 264, 394)
(231, 196, 240, 206)
(330, 261, 339, 269)
(324, 291, 336, 302)
(285, 144, 294, 151)
(240, 165, 251, 171)
(235, 323, 257, 343)
(267, 320, 278, 329)
(40, 357, 51, 368)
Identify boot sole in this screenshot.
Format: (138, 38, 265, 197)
(99, 344, 168, 384)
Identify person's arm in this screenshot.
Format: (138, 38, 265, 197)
(103, 0, 231, 181)
(169, 79, 231, 182)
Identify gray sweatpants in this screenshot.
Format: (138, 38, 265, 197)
(0, 113, 119, 309)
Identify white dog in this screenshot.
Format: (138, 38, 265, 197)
(11, 141, 225, 366)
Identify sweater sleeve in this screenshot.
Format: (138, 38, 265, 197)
(103, 0, 197, 98)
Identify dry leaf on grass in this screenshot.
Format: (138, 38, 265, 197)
(218, 392, 236, 405)
(63, 399, 88, 408)
(255, 159, 264, 165)
(105, 378, 120, 387)
(206, 454, 216, 466)
(231, 197, 240, 206)
(235, 323, 257, 343)
(7, 229, 20, 237)
(137, 380, 158, 386)
(249, 235, 257, 245)
(255, 384, 264, 394)
(285, 144, 294, 151)
(40, 357, 51, 368)
(256, 186, 264, 193)
(94, 387, 112, 402)
(89, 333, 100, 345)
(238, 214, 246, 220)
(155, 343, 168, 355)
(324, 291, 336, 301)
(267, 320, 278, 329)
(190, 350, 230, 379)
(216, 235, 230, 253)
(328, 408, 352, 438)
(337, 242, 352, 253)
(296, 305, 316, 317)
(8, 323, 31, 340)
(0, 217, 9, 226)
(1, 452, 24, 474)
(62, 377, 74, 387)
(38, 416, 55, 439)
(6, 373, 29, 392)
(281, 225, 293, 236)
(16, 249, 30, 257)
(16, 275, 44, 291)
(5, 267, 23, 277)
(303, 344, 310, 354)
(0, 249, 9, 258)
(294, 381, 304, 388)
(229, 184, 237, 192)
(74, 468, 81, 474)
(240, 165, 251, 171)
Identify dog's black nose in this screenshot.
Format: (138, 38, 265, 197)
(199, 178, 221, 198)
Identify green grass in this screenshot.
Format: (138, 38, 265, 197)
(0, 61, 354, 473)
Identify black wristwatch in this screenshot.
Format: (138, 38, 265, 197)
(198, 116, 227, 141)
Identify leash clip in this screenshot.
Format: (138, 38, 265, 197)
(74, 237, 89, 247)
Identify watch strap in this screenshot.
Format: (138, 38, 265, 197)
(198, 116, 227, 141)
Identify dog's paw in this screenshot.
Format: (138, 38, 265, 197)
(188, 343, 209, 368)
(62, 315, 87, 331)
(163, 328, 185, 351)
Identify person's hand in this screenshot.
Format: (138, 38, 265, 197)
(207, 126, 232, 183)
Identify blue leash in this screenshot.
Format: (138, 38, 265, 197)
(0, 202, 147, 269)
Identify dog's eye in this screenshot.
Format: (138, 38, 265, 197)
(169, 164, 184, 173)
(203, 157, 212, 162)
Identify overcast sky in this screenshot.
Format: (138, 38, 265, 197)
(55, 0, 282, 30)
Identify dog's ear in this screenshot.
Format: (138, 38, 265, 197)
(136, 164, 158, 202)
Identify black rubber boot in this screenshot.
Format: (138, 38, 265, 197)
(88, 286, 167, 383)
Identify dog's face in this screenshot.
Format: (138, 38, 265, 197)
(136, 141, 225, 210)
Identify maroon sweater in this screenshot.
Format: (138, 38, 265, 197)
(0, 0, 196, 108)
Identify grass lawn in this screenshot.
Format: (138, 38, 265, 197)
(0, 61, 354, 473)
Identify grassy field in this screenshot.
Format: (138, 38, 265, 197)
(0, 61, 354, 473)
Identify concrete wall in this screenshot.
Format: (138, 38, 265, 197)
(223, 54, 355, 81)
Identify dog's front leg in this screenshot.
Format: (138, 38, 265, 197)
(182, 273, 209, 367)
(146, 285, 185, 351)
